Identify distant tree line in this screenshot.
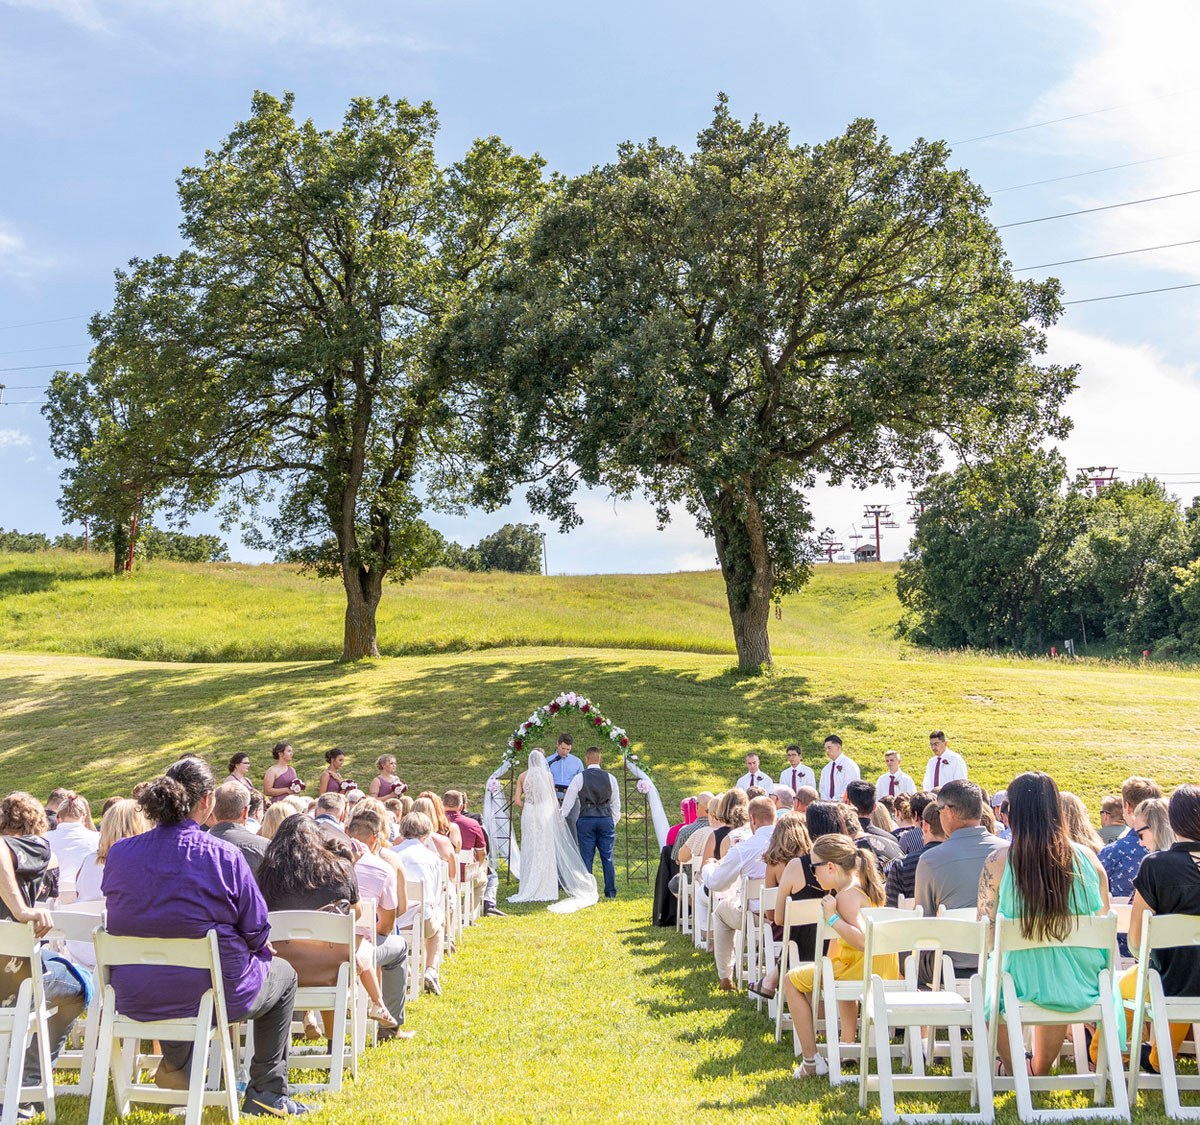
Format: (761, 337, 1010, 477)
(0, 526, 230, 564)
(897, 450, 1200, 657)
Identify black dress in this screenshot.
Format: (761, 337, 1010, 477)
(775, 855, 824, 962)
(652, 845, 678, 927)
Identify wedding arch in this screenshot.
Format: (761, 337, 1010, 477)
(482, 691, 669, 885)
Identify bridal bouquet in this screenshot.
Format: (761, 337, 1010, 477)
(506, 691, 631, 763)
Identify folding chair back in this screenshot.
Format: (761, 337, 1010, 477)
(46, 905, 104, 1098)
(774, 897, 823, 1043)
(1127, 911, 1200, 1118)
(267, 909, 358, 1093)
(89, 928, 237, 1125)
(0, 920, 54, 1125)
(401, 880, 427, 1001)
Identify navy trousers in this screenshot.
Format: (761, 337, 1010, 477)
(576, 815, 617, 897)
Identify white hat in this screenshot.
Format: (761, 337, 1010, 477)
(990, 789, 1007, 807)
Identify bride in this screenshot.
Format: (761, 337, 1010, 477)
(509, 749, 598, 912)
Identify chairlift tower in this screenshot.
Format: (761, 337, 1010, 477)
(862, 504, 892, 562)
(1077, 466, 1118, 497)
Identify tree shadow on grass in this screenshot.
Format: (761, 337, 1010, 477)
(0, 566, 106, 597)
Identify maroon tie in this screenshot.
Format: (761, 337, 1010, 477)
(933, 757, 945, 787)
(791, 768, 798, 793)
(828, 767, 835, 798)
(889, 774, 897, 797)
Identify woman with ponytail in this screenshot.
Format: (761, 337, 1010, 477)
(782, 832, 899, 1079)
(102, 756, 311, 1116)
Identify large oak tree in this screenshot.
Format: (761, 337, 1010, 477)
(452, 97, 1076, 670)
(46, 92, 544, 659)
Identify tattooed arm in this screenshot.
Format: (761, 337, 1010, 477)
(977, 846, 1008, 946)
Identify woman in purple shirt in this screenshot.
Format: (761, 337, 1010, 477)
(103, 756, 310, 1117)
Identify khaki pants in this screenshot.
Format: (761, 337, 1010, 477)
(713, 899, 744, 981)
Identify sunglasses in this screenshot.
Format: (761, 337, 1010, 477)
(1134, 825, 1152, 839)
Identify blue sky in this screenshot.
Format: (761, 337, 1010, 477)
(3, 0, 1199, 572)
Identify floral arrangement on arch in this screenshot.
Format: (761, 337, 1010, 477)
(506, 691, 630, 763)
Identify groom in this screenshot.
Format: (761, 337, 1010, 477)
(561, 746, 621, 899)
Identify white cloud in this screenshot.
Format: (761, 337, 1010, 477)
(0, 429, 32, 448)
(0, 0, 444, 51)
(0, 219, 56, 281)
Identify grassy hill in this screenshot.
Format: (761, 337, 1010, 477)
(0, 551, 901, 662)
(1, 549, 1198, 812)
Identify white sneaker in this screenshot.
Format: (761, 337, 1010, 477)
(423, 970, 442, 996)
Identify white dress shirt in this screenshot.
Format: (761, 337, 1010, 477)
(818, 754, 860, 800)
(391, 838, 443, 928)
(875, 770, 916, 799)
(779, 765, 816, 794)
(701, 823, 775, 896)
(561, 765, 621, 824)
(736, 770, 772, 792)
(922, 749, 968, 790)
(47, 821, 99, 892)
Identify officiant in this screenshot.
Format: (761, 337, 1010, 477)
(547, 733, 584, 832)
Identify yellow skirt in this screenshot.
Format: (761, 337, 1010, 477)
(787, 941, 900, 994)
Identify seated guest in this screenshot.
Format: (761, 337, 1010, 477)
(0, 792, 87, 1111)
(1124, 785, 1200, 1072)
(209, 781, 269, 873)
(44, 788, 70, 830)
(672, 793, 715, 862)
(784, 833, 899, 1077)
(870, 803, 896, 833)
(886, 801, 944, 908)
(225, 752, 256, 792)
(1099, 776, 1162, 899)
(246, 790, 264, 834)
(1098, 794, 1125, 845)
(991, 792, 1011, 841)
(258, 801, 296, 841)
(843, 780, 903, 867)
(804, 799, 851, 842)
(103, 758, 309, 1117)
(1060, 791, 1104, 854)
(312, 792, 348, 836)
(412, 796, 459, 889)
(678, 797, 718, 864)
(368, 754, 407, 799)
(72, 799, 149, 965)
(750, 813, 820, 999)
(896, 793, 932, 856)
(418, 791, 463, 854)
(914, 780, 1000, 980)
(1133, 796, 1175, 854)
(392, 812, 447, 996)
(702, 796, 776, 990)
(771, 786, 796, 813)
(978, 771, 1110, 1077)
(257, 813, 398, 1032)
(444, 790, 503, 918)
(263, 741, 306, 803)
(46, 792, 99, 898)
(345, 809, 413, 1040)
(793, 786, 819, 815)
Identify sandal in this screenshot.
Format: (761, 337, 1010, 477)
(368, 1002, 398, 1029)
(747, 980, 776, 1000)
(792, 1055, 829, 1079)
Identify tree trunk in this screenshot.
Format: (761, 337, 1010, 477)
(340, 566, 384, 661)
(708, 485, 775, 671)
(111, 522, 128, 575)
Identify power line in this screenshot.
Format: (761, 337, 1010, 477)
(1063, 281, 1200, 305)
(1014, 237, 1200, 272)
(951, 87, 1200, 146)
(996, 187, 1200, 229)
(0, 315, 87, 332)
(0, 384, 49, 390)
(0, 362, 88, 373)
(990, 151, 1198, 194)
(0, 342, 89, 358)
(0, 400, 47, 406)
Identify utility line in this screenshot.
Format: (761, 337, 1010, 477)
(0, 384, 49, 390)
(0, 315, 87, 332)
(0, 343, 89, 358)
(0, 362, 88, 373)
(952, 87, 1200, 145)
(996, 187, 1200, 229)
(0, 400, 47, 406)
(1015, 237, 1200, 272)
(991, 151, 1197, 193)
(1063, 281, 1200, 305)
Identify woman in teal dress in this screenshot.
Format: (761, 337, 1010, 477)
(978, 771, 1111, 1076)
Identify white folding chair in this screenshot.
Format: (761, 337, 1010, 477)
(267, 910, 358, 1094)
(897, 895, 917, 912)
(1126, 912, 1200, 1119)
(88, 928, 238, 1125)
(859, 914, 993, 1124)
(399, 880, 427, 1003)
(676, 860, 693, 936)
(46, 904, 105, 1098)
(690, 855, 709, 950)
(989, 911, 1129, 1123)
(0, 921, 56, 1125)
(754, 887, 778, 1013)
(775, 898, 824, 1044)
(1112, 901, 1134, 971)
(733, 876, 763, 990)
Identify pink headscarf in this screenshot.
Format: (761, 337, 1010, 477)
(680, 797, 698, 826)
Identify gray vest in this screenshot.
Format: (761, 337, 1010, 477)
(579, 769, 615, 817)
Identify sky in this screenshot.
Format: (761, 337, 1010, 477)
(3, 0, 1200, 572)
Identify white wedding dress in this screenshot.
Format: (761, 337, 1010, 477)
(508, 750, 599, 913)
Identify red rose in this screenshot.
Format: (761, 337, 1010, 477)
(549, 702, 560, 713)
(593, 716, 603, 727)
(619, 737, 629, 748)
(580, 704, 590, 713)
(514, 738, 524, 751)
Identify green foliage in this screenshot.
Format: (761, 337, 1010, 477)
(0, 529, 53, 552)
(472, 521, 542, 573)
(46, 91, 545, 659)
(453, 95, 1075, 669)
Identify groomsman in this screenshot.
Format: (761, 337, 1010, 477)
(778, 744, 816, 796)
(922, 730, 968, 790)
(735, 753, 772, 792)
(818, 735, 859, 801)
(875, 751, 916, 800)
(548, 733, 584, 831)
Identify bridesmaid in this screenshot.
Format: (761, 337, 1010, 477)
(263, 741, 306, 803)
(225, 752, 256, 792)
(318, 748, 357, 795)
(368, 754, 407, 799)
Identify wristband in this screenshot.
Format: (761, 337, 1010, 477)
(826, 912, 841, 927)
